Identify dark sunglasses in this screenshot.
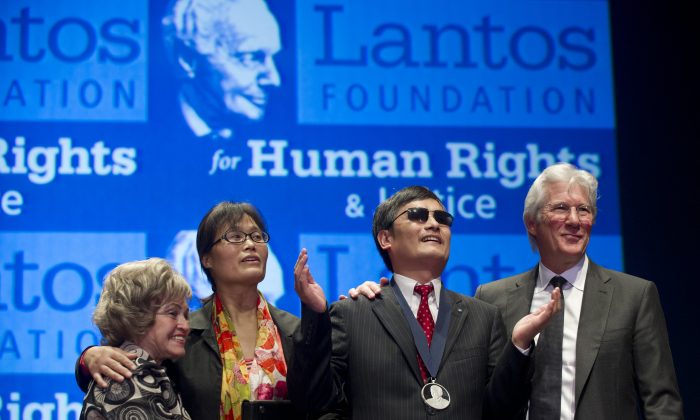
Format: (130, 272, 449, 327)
(391, 207, 454, 227)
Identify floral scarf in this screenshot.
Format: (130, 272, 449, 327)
(213, 293, 288, 420)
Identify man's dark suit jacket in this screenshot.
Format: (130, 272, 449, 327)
(474, 260, 684, 420)
(298, 282, 531, 420)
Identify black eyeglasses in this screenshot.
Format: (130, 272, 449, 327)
(209, 229, 270, 250)
(391, 207, 454, 227)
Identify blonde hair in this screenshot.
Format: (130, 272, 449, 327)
(93, 258, 192, 346)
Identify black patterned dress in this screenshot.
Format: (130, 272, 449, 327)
(80, 343, 191, 420)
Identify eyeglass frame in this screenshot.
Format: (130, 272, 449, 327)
(207, 229, 270, 251)
(390, 207, 454, 227)
(543, 201, 594, 221)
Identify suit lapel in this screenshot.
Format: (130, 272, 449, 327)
(440, 290, 468, 371)
(505, 267, 538, 336)
(372, 285, 424, 383)
(192, 300, 297, 362)
(269, 305, 295, 362)
(190, 300, 220, 355)
(575, 261, 613, 402)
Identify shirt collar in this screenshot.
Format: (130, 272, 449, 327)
(536, 255, 588, 292)
(394, 273, 442, 304)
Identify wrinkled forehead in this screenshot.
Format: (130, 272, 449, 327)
(544, 181, 591, 204)
(160, 299, 189, 309)
(220, 2, 281, 52)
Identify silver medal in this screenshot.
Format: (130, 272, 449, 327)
(421, 381, 450, 410)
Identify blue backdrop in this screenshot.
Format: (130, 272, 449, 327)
(0, 0, 622, 417)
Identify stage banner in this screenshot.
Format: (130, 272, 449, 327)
(0, 0, 620, 415)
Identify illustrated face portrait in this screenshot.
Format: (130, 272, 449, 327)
(195, 1, 281, 121)
(430, 385, 443, 398)
(422, 382, 450, 408)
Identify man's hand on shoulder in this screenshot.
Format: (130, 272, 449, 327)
(339, 278, 389, 300)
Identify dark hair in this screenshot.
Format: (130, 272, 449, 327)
(372, 186, 445, 272)
(196, 201, 268, 291)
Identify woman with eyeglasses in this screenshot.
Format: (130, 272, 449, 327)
(80, 258, 192, 420)
(76, 202, 328, 420)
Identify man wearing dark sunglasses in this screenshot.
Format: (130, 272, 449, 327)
(293, 185, 561, 419)
(346, 166, 684, 419)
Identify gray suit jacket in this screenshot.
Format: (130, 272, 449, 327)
(298, 283, 531, 420)
(474, 260, 683, 420)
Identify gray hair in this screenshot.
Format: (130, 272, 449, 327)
(93, 258, 192, 346)
(523, 163, 598, 250)
(162, 0, 275, 73)
(372, 186, 446, 273)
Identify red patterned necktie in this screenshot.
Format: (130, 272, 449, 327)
(414, 283, 435, 382)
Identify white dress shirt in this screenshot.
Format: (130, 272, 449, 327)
(394, 274, 533, 356)
(528, 255, 588, 420)
(393, 274, 441, 322)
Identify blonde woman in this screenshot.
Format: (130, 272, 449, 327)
(80, 258, 192, 419)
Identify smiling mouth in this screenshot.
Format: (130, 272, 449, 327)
(562, 233, 582, 240)
(242, 256, 260, 263)
(246, 94, 267, 106)
(421, 235, 442, 244)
